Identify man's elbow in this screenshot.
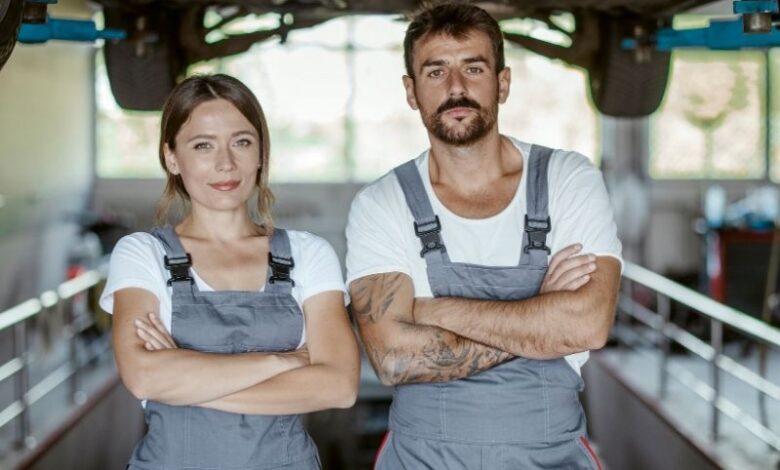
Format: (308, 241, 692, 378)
(376, 368, 402, 387)
(585, 326, 610, 351)
(584, 306, 616, 351)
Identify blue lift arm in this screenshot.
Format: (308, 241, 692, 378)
(15, 0, 125, 44)
(17, 18, 125, 44)
(624, 0, 780, 51)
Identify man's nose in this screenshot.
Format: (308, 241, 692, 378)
(447, 70, 466, 97)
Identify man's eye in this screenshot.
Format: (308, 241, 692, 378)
(428, 69, 444, 78)
(467, 67, 483, 74)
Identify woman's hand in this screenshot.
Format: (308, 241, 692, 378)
(540, 244, 597, 294)
(134, 313, 309, 379)
(135, 313, 177, 351)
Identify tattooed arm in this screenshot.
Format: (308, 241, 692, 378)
(350, 272, 512, 386)
(414, 257, 621, 359)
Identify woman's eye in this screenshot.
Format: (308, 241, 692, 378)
(234, 138, 252, 147)
(193, 142, 211, 150)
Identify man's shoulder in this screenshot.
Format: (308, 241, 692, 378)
(544, 146, 600, 184)
(352, 155, 426, 209)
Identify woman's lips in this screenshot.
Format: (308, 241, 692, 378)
(209, 180, 240, 191)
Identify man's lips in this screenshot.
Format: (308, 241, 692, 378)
(442, 107, 475, 118)
(209, 180, 240, 191)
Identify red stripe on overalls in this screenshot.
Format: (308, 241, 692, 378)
(579, 436, 604, 470)
(373, 431, 391, 470)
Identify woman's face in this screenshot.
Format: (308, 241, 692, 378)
(165, 99, 261, 214)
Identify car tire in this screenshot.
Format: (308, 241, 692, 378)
(103, 7, 185, 111)
(0, 0, 23, 70)
(588, 17, 671, 118)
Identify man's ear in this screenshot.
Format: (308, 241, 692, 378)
(402, 75, 419, 110)
(498, 67, 511, 104)
(163, 144, 180, 175)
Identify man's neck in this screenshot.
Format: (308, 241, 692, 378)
(427, 131, 522, 194)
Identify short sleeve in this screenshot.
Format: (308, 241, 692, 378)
(345, 182, 413, 288)
(548, 152, 623, 270)
(297, 232, 348, 305)
(99, 233, 167, 314)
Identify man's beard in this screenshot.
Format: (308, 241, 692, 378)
(421, 95, 498, 146)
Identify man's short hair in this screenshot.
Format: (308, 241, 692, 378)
(403, 2, 505, 78)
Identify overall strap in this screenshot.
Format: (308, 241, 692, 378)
(149, 225, 198, 299)
(393, 159, 447, 267)
(266, 228, 295, 295)
(520, 145, 553, 266)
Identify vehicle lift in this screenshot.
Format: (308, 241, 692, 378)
(12, 1, 780, 52)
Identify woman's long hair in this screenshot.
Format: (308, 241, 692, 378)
(156, 74, 274, 232)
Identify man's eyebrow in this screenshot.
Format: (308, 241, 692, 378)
(463, 55, 488, 64)
(420, 55, 488, 70)
(421, 58, 448, 69)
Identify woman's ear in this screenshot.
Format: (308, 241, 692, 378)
(163, 144, 180, 175)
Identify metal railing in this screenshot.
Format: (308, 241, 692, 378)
(0, 266, 109, 451)
(618, 261, 780, 452)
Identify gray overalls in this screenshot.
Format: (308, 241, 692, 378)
(375, 145, 601, 469)
(127, 226, 320, 470)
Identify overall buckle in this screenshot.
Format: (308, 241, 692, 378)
(414, 216, 446, 257)
(269, 253, 295, 286)
(164, 254, 194, 286)
(524, 215, 551, 253)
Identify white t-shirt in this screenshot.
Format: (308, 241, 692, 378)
(100, 229, 347, 348)
(345, 137, 623, 373)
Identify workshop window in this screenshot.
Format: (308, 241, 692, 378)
(96, 15, 599, 181)
(649, 49, 767, 180)
(768, 49, 780, 182)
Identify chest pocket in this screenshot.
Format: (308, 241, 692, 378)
(170, 294, 304, 354)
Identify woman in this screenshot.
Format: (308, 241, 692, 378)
(99, 74, 359, 470)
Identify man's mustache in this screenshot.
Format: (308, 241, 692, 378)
(436, 97, 481, 114)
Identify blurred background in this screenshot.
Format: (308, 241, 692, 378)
(2, 0, 780, 468)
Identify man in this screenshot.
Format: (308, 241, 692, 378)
(345, 3, 622, 468)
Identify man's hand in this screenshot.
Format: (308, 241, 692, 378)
(540, 244, 596, 294)
(414, 244, 596, 323)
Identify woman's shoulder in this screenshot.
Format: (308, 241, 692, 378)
(280, 229, 334, 254)
(113, 231, 167, 260)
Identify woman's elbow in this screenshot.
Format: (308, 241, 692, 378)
(120, 372, 152, 401)
(326, 365, 359, 408)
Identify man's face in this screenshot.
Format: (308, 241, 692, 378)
(403, 31, 510, 146)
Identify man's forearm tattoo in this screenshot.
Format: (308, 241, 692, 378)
(351, 272, 404, 324)
(351, 274, 513, 385)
